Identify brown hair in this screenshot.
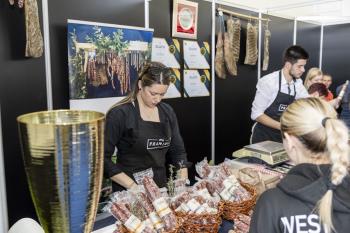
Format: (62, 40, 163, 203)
(108, 61, 172, 110)
(280, 97, 350, 232)
(308, 83, 328, 97)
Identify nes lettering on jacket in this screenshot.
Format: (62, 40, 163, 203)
(278, 104, 288, 112)
(147, 138, 171, 150)
(281, 214, 328, 233)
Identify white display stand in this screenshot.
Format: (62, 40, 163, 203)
(0, 106, 8, 233)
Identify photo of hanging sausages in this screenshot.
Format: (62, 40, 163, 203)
(244, 22, 258, 65)
(67, 20, 153, 99)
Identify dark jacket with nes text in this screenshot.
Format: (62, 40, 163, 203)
(249, 163, 350, 233)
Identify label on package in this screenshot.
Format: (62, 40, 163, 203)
(219, 187, 232, 201)
(153, 197, 172, 218)
(124, 214, 145, 233)
(197, 188, 212, 199)
(149, 211, 164, 230)
(186, 198, 201, 212)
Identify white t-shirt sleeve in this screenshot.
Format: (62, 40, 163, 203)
(251, 76, 276, 120)
(295, 81, 310, 99)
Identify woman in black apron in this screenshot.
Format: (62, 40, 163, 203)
(251, 71, 296, 144)
(104, 62, 189, 191)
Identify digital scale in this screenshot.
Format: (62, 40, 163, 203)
(232, 141, 290, 166)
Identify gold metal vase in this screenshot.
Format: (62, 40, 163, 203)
(17, 110, 105, 233)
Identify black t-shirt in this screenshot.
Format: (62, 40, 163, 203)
(104, 101, 188, 178)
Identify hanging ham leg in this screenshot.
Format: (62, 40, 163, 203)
(244, 22, 258, 65)
(262, 29, 271, 71)
(215, 31, 226, 79)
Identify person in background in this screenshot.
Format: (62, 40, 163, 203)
(304, 67, 323, 90)
(336, 82, 350, 128)
(104, 62, 189, 191)
(322, 73, 334, 101)
(249, 97, 350, 233)
(250, 45, 309, 144)
(308, 82, 328, 99)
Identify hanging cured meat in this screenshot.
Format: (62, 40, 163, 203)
(224, 17, 237, 76)
(215, 31, 226, 79)
(262, 28, 271, 71)
(231, 18, 241, 62)
(244, 22, 258, 65)
(18, 0, 24, 8)
(25, 0, 44, 58)
(224, 32, 237, 76)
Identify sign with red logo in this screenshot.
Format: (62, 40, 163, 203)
(172, 0, 198, 39)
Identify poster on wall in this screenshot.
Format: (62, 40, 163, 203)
(164, 69, 182, 99)
(151, 37, 181, 68)
(67, 19, 153, 113)
(172, 0, 198, 39)
(184, 69, 210, 97)
(183, 40, 210, 69)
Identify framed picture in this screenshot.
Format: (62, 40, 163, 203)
(172, 0, 198, 39)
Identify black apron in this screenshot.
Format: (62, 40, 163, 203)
(251, 71, 296, 144)
(112, 102, 171, 191)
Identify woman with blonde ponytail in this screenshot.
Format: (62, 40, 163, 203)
(104, 62, 189, 191)
(250, 97, 350, 233)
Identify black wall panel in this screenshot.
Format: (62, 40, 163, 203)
(322, 24, 350, 94)
(48, 0, 145, 109)
(215, 10, 295, 163)
(214, 6, 258, 162)
(261, 15, 294, 76)
(296, 21, 321, 73)
(0, 0, 46, 225)
(150, 0, 212, 180)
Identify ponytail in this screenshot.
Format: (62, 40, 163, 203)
(317, 118, 350, 232)
(281, 98, 350, 232)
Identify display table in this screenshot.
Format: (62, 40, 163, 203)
(92, 212, 234, 233)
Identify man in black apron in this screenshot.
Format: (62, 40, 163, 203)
(251, 45, 310, 144)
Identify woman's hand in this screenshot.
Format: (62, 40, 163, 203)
(110, 172, 137, 189)
(178, 168, 188, 180)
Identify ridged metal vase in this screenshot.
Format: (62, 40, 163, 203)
(17, 110, 105, 233)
